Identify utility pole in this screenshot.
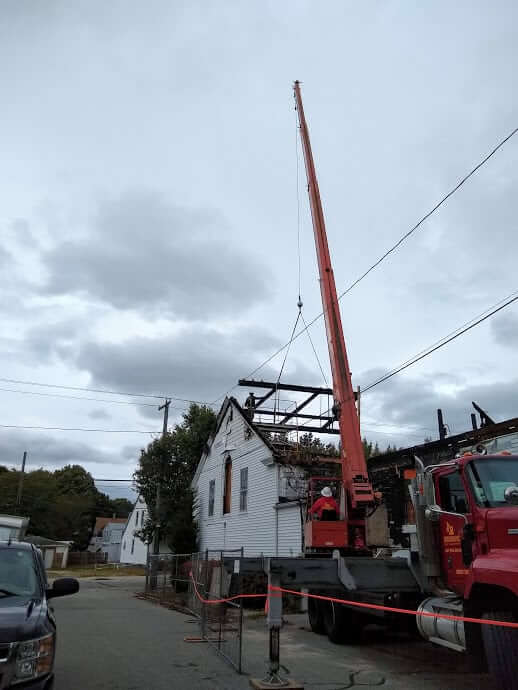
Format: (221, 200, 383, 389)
(152, 399, 171, 557)
(16, 451, 27, 509)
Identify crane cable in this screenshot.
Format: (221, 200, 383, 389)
(273, 114, 330, 418)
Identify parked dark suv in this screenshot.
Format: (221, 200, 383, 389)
(0, 541, 79, 689)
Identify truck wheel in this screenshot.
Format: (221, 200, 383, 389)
(481, 610, 518, 690)
(323, 601, 361, 645)
(308, 597, 325, 634)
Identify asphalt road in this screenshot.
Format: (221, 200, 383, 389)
(52, 576, 496, 690)
(52, 576, 246, 690)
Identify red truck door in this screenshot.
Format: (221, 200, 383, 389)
(436, 470, 471, 595)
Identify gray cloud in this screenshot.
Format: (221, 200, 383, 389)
(88, 408, 112, 421)
(0, 431, 129, 470)
(491, 313, 518, 348)
(43, 192, 273, 319)
(73, 324, 317, 414)
(360, 368, 518, 438)
(24, 319, 83, 363)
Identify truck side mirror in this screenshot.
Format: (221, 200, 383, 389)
(424, 504, 442, 522)
(504, 485, 518, 505)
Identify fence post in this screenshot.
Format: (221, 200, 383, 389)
(238, 546, 244, 674)
(202, 549, 209, 640)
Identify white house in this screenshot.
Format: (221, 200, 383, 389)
(23, 535, 72, 569)
(120, 495, 172, 564)
(88, 516, 127, 553)
(192, 397, 306, 557)
(120, 495, 149, 564)
(100, 522, 126, 563)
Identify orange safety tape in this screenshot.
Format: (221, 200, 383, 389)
(189, 572, 518, 629)
(270, 585, 518, 630)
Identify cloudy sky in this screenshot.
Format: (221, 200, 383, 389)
(1, 1, 517, 496)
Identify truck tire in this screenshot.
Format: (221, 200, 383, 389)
(481, 610, 518, 690)
(323, 601, 362, 645)
(308, 597, 325, 634)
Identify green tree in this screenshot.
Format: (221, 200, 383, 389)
(298, 432, 339, 457)
(54, 464, 96, 495)
(0, 463, 132, 549)
(109, 498, 133, 517)
(134, 404, 216, 552)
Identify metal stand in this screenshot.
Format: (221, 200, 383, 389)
(250, 563, 303, 690)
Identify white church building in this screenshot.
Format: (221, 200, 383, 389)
(192, 397, 306, 557)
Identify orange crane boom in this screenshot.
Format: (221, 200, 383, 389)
(293, 81, 374, 511)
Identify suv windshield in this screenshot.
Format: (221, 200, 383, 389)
(0, 547, 41, 598)
(468, 458, 518, 507)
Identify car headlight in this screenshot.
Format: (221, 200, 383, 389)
(15, 633, 54, 682)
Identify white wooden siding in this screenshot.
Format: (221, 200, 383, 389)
(195, 403, 279, 556)
(276, 503, 303, 556)
(120, 496, 171, 564)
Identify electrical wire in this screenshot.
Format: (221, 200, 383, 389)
(0, 376, 212, 406)
(362, 289, 518, 393)
(94, 478, 134, 482)
(335, 125, 518, 304)
(0, 424, 159, 434)
(0, 385, 161, 408)
(212, 124, 518, 404)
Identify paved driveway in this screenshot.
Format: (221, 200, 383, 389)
(52, 576, 495, 690)
(52, 576, 245, 690)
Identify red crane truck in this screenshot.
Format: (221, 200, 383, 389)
(292, 81, 518, 688)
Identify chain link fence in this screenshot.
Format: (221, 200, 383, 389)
(188, 549, 245, 673)
(144, 553, 193, 612)
(144, 549, 246, 672)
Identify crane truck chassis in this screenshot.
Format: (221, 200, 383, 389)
(231, 450, 518, 688)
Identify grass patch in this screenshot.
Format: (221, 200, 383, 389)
(48, 565, 146, 578)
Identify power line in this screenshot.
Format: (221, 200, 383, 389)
(0, 424, 159, 434)
(94, 478, 134, 482)
(0, 377, 212, 406)
(362, 289, 518, 393)
(335, 125, 518, 304)
(0, 386, 160, 408)
(212, 124, 518, 404)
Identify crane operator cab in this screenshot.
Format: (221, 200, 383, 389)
(305, 477, 350, 553)
(309, 486, 339, 520)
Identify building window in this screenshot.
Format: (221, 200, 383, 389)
(131, 538, 135, 554)
(240, 467, 248, 512)
(208, 480, 215, 516)
(223, 457, 232, 514)
(439, 472, 469, 514)
(123, 540, 126, 550)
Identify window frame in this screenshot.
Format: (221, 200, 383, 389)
(223, 457, 232, 514)
(438, 470, 470, 514)
(208, 479, 215, 517)
(240, 467, 248, 512)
